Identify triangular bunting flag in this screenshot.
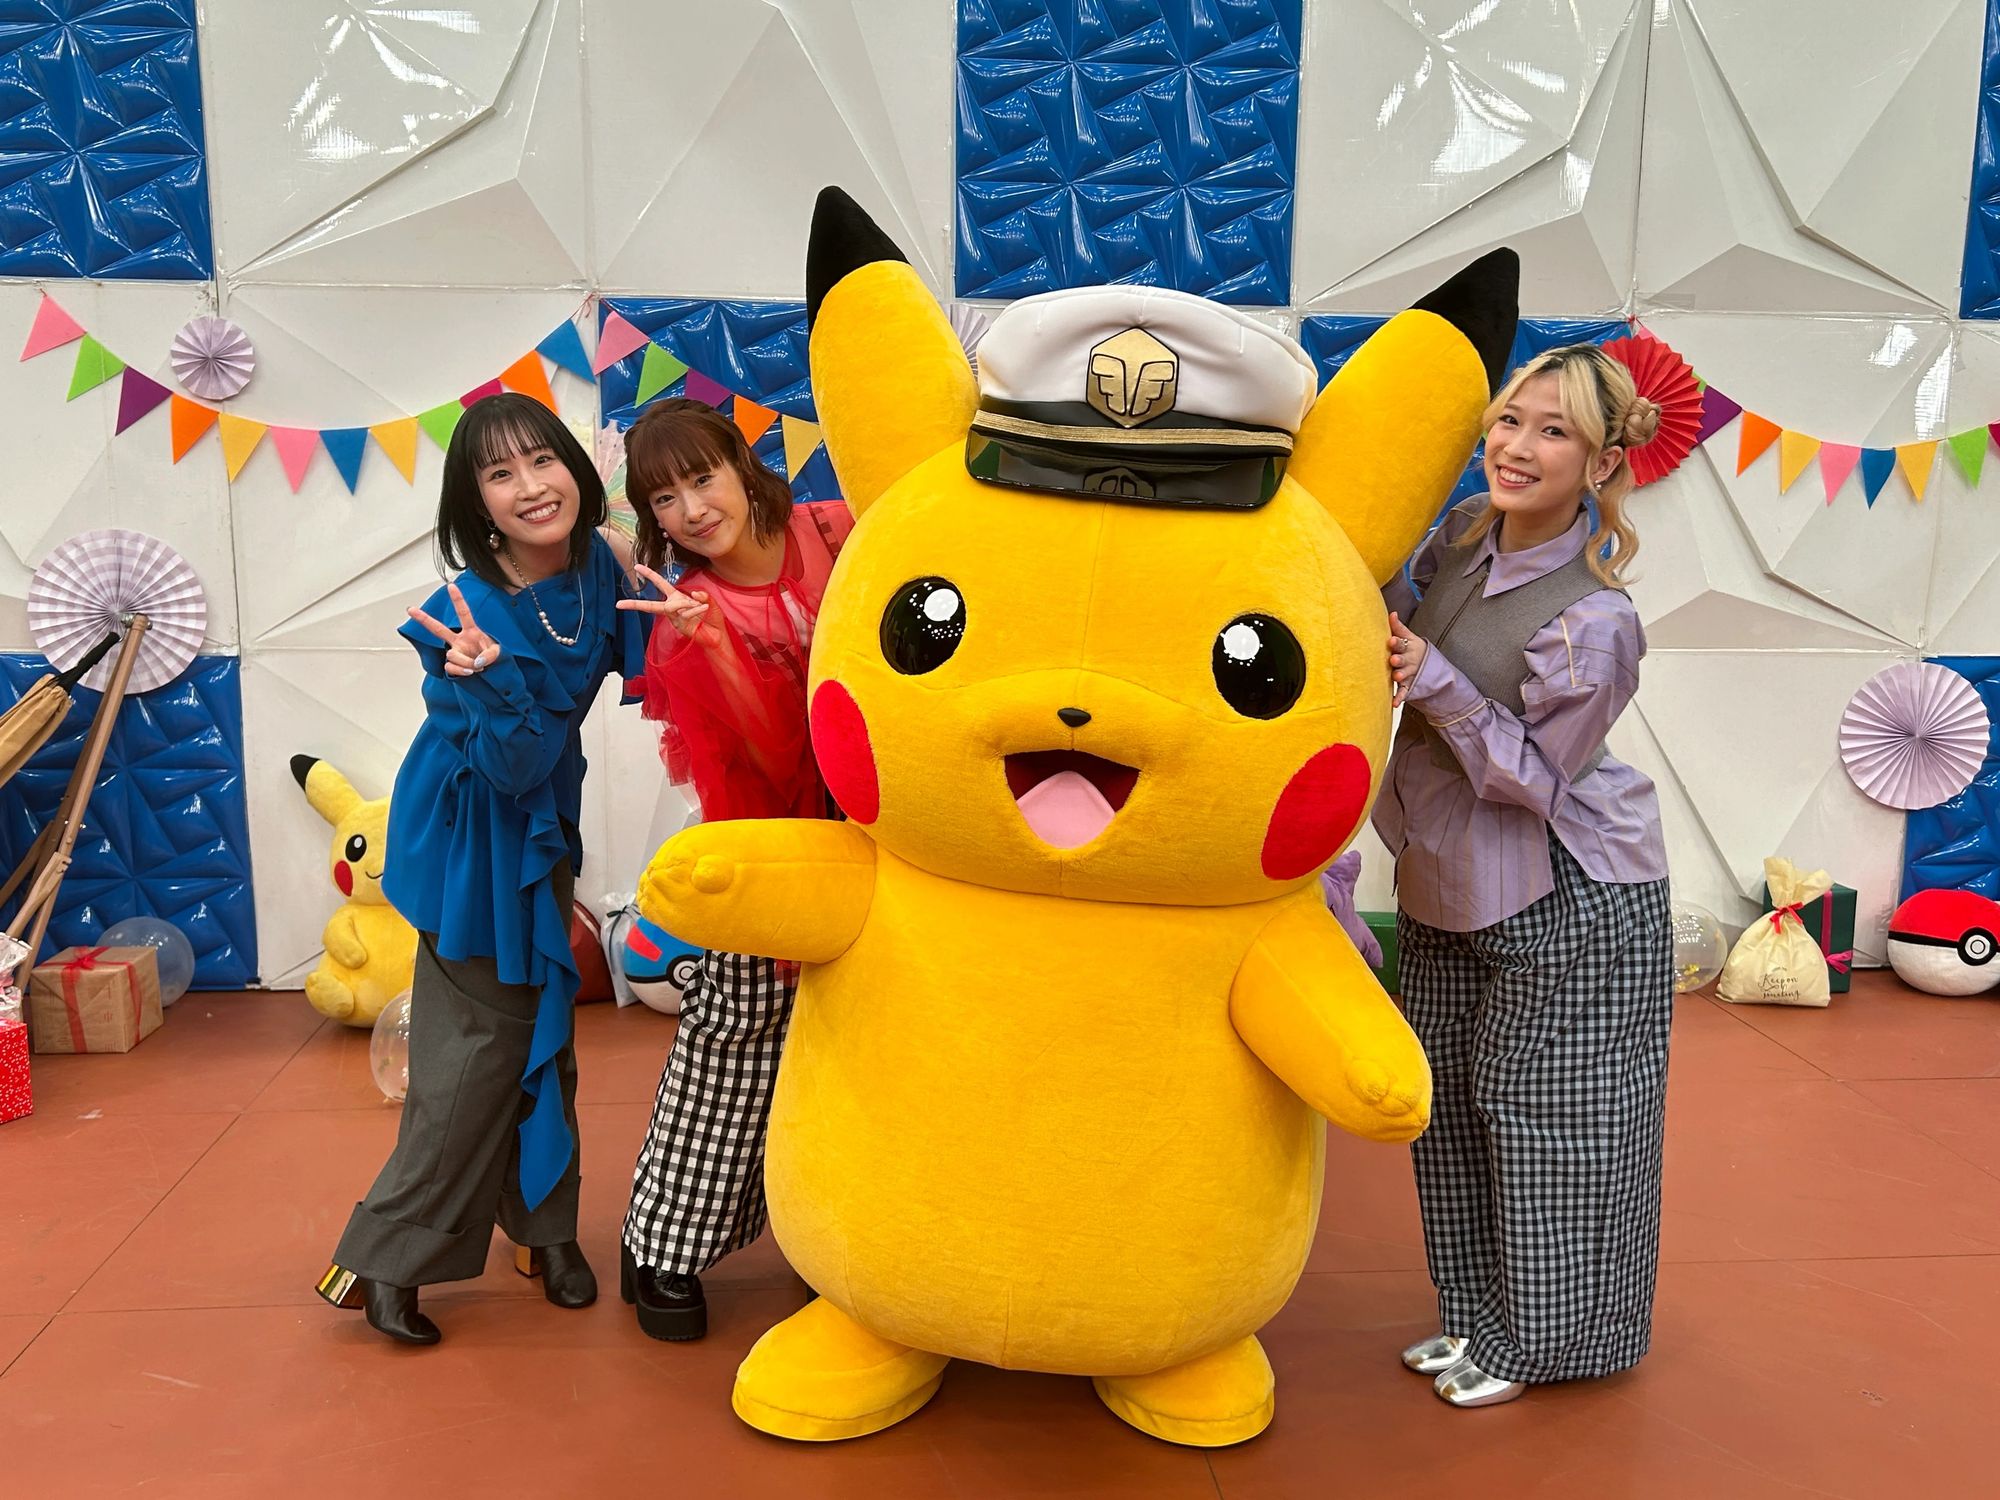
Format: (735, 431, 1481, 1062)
(418, 401, 464, 451)
(593, 311, 651, 374)
(66, 336, 124, 400)
(635, 342, 690, 406)
(371, 418, 420, 482)
(733, 397, 778, 446)
(114, 369, 171, 434)
(500, 351, 556, 412)
(170, 396, 219, 462)
(322, 427, 369, 493)
(782, 415, 823, 479)
(1818, 443, 1860, 504)
(1859, 448, 1896, 506)
(1947, 429, 1987, 488)
(21, 294, 86, 361)
(1735, 412, 1781, 474)
(1695, 388, 1741, 445)
(1896, 441, 1938, 502)
(218, 413, 267, 481)
(537, 319, 594, 382)
(461, 378, 504, 407)
(684, 369, 731, 408)
(1777, 429, 1820, 493)
(271, 426, 320, 492)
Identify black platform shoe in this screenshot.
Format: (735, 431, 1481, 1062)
(317, 1263, 440, 1346)
(513, 1241, 598, 1309)
(619, 1242, 707, 1341)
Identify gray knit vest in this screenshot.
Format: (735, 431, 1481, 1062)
(1398, 522, 1620, 775)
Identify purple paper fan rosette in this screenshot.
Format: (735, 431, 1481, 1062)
(1838, 662, 1991, 811)
(170, 316, 256, 402)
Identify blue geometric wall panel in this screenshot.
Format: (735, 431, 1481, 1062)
(1961, 0, 2000, 317)
(1902, 657, 2000, 900)
(957, 0, 1301, 305)
(597, 299, 838, 506)
(0, 653, 256, 987)
(0, 1, 213, 280)
(1301, 315, 1630, 518)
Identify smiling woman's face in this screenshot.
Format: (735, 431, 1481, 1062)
(646, 459, 754, 563)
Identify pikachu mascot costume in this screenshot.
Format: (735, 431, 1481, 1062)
(639, 188, 1518, 1446)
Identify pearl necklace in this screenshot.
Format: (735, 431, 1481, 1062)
(501, 546, 584, 647)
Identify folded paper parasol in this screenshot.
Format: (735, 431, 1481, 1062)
(1839, 662, 1991, 810)
(170, 316, 255, 401)
(27, 530, 207, 693)
(1600, 334, 1704, 486)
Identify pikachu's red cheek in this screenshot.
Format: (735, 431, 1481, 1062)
(811, 680, 880, 824)
(1261, 744, 1371, 881)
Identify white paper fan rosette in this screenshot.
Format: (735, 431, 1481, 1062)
(949, 302, 991, 375)
(170, 315, 255, 401)
(1839, 662, 1991, 810)
(28, 530, 207, 693)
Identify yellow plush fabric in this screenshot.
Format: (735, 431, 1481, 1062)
(637, 196, 1509, 1447)
(297, 758, 416, 1027)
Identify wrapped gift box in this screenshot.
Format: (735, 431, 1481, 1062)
(0, 1018, 30, 1123)
(1759, 882, 1858, 994)
(1362, 911, 1400, 993)
(26, 946, 163, 1054)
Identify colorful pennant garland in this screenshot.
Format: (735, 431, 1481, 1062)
(20, 292, 592, 494)
(24, 291, 832, 494)
(1649, 323, 1993, 506)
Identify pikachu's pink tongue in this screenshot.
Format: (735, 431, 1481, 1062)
(1015, 770, 1116, 850)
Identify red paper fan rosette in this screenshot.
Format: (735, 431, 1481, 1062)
(1600, 334, 1703, 486)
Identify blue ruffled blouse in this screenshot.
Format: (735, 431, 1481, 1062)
(383, 533, 648, 1208)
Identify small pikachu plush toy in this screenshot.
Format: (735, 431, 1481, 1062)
(639, 189, 1517, 1447)
(291, 754, 416, 1027)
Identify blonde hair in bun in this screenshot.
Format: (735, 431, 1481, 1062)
(1466, 343, 1646, 587)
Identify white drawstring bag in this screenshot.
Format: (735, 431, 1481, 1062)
(1717, 857, 1835, 1008)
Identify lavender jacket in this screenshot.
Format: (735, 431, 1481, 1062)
(1372, 504, 1668, 933)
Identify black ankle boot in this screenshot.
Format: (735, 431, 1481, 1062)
(316, 1264, 441, 1345)
(619, 1243, 706, 1341)
(516, 1241, 597, 1309)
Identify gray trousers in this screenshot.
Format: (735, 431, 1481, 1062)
(335, 862, 580, 1288)
(1398, 836, 1673, 1384)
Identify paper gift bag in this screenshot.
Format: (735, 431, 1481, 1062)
(0, 1018, 30, 1123)
(1718, 858, 1835, 1008)
(26, 945, 164, 1053)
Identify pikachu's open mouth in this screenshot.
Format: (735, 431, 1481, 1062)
(1004, 750, 1139, 850)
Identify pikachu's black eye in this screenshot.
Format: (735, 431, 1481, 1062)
(344, 835, 368, 862)
(881, 578, 965, 675)
(1212, 614, 1305, 719)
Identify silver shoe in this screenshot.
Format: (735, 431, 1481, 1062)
(1434, 1354, 1526, 1407)
(1400, 1333, 1468, 1375)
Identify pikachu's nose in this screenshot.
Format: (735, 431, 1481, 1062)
(1057, 707, 1091, 729)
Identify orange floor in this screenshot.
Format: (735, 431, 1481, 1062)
(2, 971, 1996, 1498)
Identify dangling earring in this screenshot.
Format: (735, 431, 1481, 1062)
(485, 522, 503, 551)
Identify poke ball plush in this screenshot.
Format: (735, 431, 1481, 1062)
(1885, 889, 2000, 997)
(619, 912, 704, 1015)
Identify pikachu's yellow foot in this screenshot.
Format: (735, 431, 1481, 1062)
(732, 1298, 949, 1443)
(303, 973, 357, 1025)
(1092, 1336, 1275, 1448)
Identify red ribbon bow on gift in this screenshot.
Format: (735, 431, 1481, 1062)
(1768, 904, 1805, 933)
(63, 947, 108, 971)
(1826, 950, 1853, 974)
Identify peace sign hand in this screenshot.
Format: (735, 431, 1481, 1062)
(410, 582, 504, 678)
(617, 564, 723, 647)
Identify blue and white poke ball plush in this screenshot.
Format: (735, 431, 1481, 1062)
(614, 909, 704, 1015)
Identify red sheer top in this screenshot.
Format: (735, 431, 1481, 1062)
(641, 502, 855, 822)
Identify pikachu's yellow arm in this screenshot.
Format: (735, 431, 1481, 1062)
(638, 820, 877, 962)
(1230, 899, 1432, 1144)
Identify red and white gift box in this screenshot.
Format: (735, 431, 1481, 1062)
(0, 1018, 31, 1124)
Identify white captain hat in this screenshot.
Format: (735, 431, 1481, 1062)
(965, 284, 1319, 510)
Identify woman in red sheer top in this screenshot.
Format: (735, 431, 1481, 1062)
(614, 397, 853, 1342)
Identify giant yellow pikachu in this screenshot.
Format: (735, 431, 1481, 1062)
(639, 189, 1517, 1446)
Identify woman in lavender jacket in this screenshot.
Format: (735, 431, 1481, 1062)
(1375, 344, 1673, 1408)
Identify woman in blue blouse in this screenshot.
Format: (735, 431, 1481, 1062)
(317, 394, 648, 1345)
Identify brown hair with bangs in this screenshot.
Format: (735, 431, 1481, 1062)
(624, 397, 793, 575)
(436, 392, 606, 590)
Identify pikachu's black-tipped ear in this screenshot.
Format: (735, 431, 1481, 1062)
(1289, 249, 1521, 586)
(1411, 248, 1519, 396)
(806, 187, 909, 330)
(805, 186, 977, 516)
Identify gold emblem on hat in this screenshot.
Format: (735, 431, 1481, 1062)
(1087, 328, 1178, 428)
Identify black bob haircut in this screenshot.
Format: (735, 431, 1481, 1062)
(436, 393, 607, 590)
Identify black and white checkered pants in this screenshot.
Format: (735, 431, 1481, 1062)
(622, 950, 797, 1276)
(1398, 835, 1673, 1384)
